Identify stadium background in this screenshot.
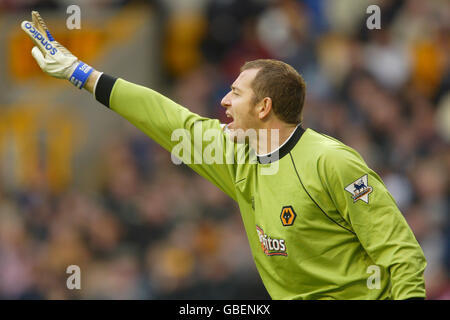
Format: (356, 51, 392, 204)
(0, 0, 448, 299)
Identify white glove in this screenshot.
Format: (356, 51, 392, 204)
(21, 11, 93, 89)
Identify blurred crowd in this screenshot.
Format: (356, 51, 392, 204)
(0, 0, 449, 299)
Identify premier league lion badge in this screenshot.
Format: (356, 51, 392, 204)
(345, 174, 373, 204)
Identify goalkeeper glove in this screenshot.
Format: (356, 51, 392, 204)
(21, 11, 94, 89)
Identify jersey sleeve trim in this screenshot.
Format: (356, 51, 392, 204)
(94, 73, 118, 108)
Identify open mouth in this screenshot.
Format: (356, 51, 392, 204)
(225, 112, 234, 125)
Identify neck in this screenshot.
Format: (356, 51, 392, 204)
(252, 123, 299, 156)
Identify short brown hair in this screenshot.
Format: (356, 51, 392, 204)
(241, 59, 306, 124)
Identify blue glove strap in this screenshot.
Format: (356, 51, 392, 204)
(69, 62, 94, 89)
(46, 30, 55, 41)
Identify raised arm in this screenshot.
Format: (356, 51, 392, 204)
(21, 11, 241, 201)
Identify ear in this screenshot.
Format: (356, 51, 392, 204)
(257, 97, 272, 120)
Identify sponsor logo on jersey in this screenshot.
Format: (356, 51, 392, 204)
(345, 174, 373, 204)
(24, 22, 58, 56)
(280, 205, 296, 226)
(256, 225, 287, 256)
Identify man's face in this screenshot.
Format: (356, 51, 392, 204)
(221, 68, 260, 141)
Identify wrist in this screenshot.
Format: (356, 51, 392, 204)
(68, 61, 94, 89)
(84, 70, 102, 94)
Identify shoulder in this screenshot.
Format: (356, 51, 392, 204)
(294, 129, 361, 163)
(290, 129, 371, 181)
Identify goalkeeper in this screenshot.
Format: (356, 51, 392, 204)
(21, 12, 427, 300)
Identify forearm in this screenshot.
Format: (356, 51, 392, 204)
(84, 69, 102, 94)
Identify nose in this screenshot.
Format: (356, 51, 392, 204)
(221, 91, 231, 108)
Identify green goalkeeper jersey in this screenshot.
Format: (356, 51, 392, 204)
(95, 75, 427, 300)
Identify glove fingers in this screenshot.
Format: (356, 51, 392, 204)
(32, 11, 46, 34)
(31, 46, 47, 69)
(21, 21, 48, 55)
(21, 11, 79, 81)
(32, 11, 55, 41)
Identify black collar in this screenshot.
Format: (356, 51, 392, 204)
(257, 125, 305, 164)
